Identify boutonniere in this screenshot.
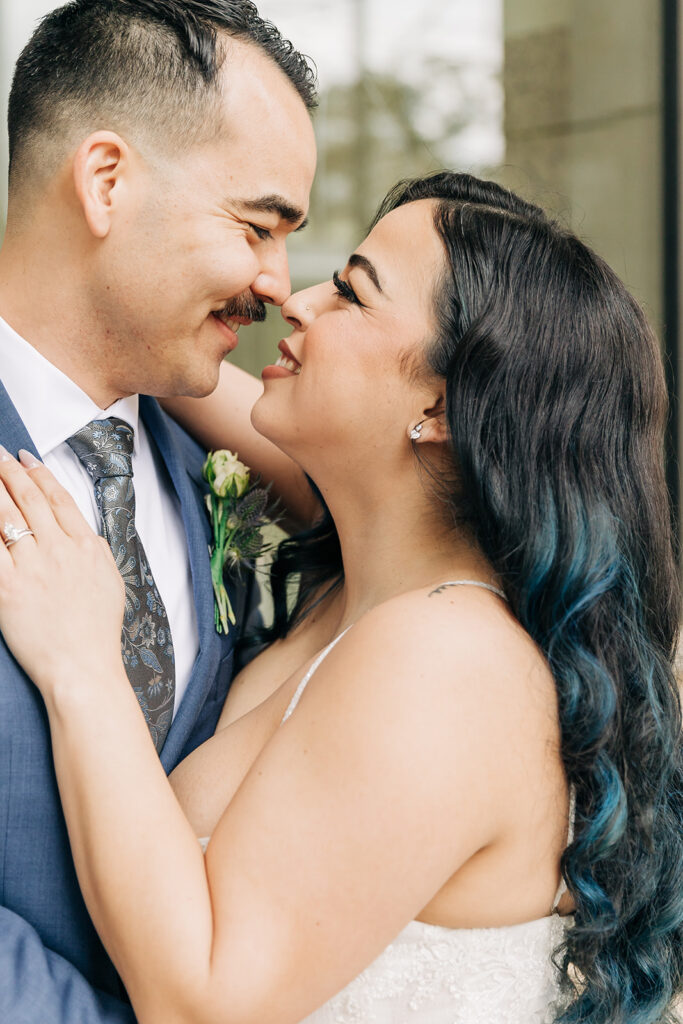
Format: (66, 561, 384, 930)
(202, 450, 273, 636)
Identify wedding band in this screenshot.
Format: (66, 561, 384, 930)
(2, 521, 35, 548)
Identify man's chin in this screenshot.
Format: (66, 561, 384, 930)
(149, 364, 221, 401)
(169, 378, 220, 400)
(186, 360, 224, 398)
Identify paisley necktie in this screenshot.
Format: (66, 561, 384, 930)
(67, 418, 175, 751)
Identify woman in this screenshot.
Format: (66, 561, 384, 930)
(0, 172, 680, 1024)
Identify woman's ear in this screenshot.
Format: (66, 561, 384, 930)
(408, 394, 449, 445)
(72, 131, 129, 239)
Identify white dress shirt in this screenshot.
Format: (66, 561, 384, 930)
(0, 315, 199, 718)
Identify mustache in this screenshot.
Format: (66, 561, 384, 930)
(215, 294, 267, 323)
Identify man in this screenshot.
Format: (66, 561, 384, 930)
(0, 1, 317, 1020)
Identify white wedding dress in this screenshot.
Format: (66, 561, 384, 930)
(200, 581, 574, 1023)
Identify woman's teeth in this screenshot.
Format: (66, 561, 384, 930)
(275, 355, 301, 375)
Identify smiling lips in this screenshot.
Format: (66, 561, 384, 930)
(274, 355, 301, 374)
(274, 339, 302, 375)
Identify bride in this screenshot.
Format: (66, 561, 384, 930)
(0, 172, 680, 1024)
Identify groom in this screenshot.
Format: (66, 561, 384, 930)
(0, 1, 316, 1020)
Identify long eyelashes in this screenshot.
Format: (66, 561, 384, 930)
(332, 270, 362, 306)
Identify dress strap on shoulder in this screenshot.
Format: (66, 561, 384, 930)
(432, 579, 508, 601)
(551, 784, 577, 913)
(281, 626, 353, 725)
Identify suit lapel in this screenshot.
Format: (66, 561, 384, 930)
(0, 379, 41, 457)
(139, 397, 232, 772)
(0, 384, 230, 771)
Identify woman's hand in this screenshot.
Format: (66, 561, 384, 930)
(0, 448, 125, 697)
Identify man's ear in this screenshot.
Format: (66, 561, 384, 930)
(72, 131, 129, 239)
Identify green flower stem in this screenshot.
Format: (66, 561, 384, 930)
(211, 495, 222, 547)
(206, 478, 274, 637)
(209, 494, 236, 635)
(210, 546, 236, 634)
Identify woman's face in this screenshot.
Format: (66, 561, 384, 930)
(251, 199, 446, 478)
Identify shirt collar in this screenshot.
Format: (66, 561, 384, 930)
(0, 315, 140, 459)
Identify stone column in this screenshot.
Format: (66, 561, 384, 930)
(501, 0, 663, 327)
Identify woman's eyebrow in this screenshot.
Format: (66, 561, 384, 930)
(348, 253, 383, 293)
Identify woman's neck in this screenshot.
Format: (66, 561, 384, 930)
(317, 475, 497, 634)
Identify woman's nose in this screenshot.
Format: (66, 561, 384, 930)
(281, 281, 334, 330)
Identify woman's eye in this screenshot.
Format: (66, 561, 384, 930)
(333, 270, 362, 306)
(249, 224, 272, 241)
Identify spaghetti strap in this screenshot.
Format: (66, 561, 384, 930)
(282, 581, 505, 725)
(431, 579, 508, 601)
(281, 626, 353, 724)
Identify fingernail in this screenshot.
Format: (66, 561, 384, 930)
(18, 449, 40, 469)
(0, 445, 10, 462)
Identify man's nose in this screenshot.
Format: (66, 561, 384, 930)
(251, 244, 292, 307)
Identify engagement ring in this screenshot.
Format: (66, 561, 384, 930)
(2, 521, 35, 548)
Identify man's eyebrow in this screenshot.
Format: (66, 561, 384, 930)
(235, 194, 307, 230)
(348, 253, 383, 293)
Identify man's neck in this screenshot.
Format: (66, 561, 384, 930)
(0, 242, 122, 409)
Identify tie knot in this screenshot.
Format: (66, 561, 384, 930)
(66, 417, 135, 483)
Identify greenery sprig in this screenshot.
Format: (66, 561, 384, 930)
(202, 450, 274, 635)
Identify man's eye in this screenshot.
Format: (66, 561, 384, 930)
(249, 224, 272, 241)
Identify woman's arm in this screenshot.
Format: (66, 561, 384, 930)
(160, 361, 319, 530)
(0, 455, 516, 1024)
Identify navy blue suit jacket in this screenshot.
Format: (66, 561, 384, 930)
(0, 385, 248, 1022)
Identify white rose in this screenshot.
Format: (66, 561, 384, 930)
(203, 450, 250, 498)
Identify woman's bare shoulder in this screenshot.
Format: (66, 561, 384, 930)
(321, 583, 557, 756)
(350, 583, 545, 682)
(272, 583, 559, 856)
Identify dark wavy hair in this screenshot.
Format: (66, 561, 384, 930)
(263, 171, 683, 1023)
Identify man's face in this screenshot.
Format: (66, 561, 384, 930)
(94, 40, 316, 399)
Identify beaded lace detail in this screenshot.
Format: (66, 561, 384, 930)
(296, 916, 569, 1023)
(200, 580, 572, 1022)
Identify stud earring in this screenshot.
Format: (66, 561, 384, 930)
(410, 421, 424, 441)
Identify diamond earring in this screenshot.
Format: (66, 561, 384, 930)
(410, 421, 424, 441)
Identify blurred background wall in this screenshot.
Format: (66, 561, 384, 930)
(0, 0, 680, 529)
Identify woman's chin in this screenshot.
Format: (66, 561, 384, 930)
(250, 395, 291, 450)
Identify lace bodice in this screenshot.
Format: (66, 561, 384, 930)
(295, 915, 568, 1023)
(200, 580, 573, 1023)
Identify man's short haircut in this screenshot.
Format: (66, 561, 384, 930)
(7, 0, 317, 196)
